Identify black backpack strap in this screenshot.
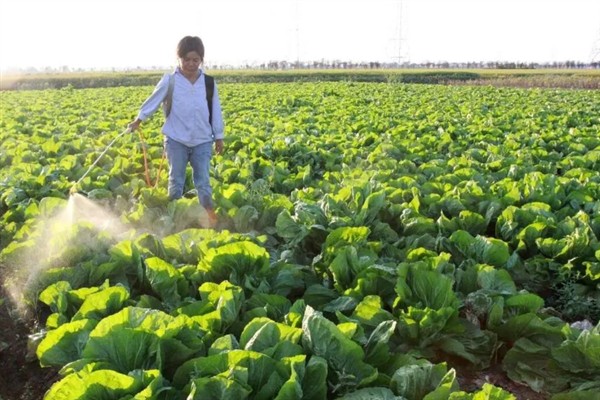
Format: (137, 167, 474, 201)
(204, 74, 214, 126)
(163, 71, 176, 117)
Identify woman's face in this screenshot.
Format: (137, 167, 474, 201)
(179, 51, 202, 75)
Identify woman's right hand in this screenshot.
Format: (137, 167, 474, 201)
(128, 119, 142, 132)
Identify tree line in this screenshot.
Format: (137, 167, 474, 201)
(211, 60, 600, 70)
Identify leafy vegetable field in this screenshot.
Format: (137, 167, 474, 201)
(1, 81, 600, 399)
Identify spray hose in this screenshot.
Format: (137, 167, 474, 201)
(137, 128, 166, 188)
(70, 127, 165, 194)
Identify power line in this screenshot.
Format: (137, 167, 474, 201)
(295, 0, 300, 64)
(591, 25, 600, 62)
(396, 0, 404, 65)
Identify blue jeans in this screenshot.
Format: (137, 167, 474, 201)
(164, 137, 213, 209)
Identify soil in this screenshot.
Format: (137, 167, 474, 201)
(0, 280, 548, 400)
(454, 362, 550, 400)
(0, 283, 58, 400)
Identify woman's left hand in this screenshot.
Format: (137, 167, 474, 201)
(215, 139, 224, 155)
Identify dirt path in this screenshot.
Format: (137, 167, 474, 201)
(0, 283, 58, 400)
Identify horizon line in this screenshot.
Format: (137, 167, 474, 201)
(2, 59, 599, 74)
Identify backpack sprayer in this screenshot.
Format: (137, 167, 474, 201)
(69, 127, 132, 195)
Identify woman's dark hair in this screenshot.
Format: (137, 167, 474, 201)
(177, 36, 204, 60)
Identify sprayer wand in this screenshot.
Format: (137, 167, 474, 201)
(70, 127, 131, 195)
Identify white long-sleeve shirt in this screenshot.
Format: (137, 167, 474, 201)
(136, 68, 224, 147)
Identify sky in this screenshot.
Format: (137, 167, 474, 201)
(1, 0, 599, 72)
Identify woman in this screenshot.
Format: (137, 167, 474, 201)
(128, 36, 224, 228)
